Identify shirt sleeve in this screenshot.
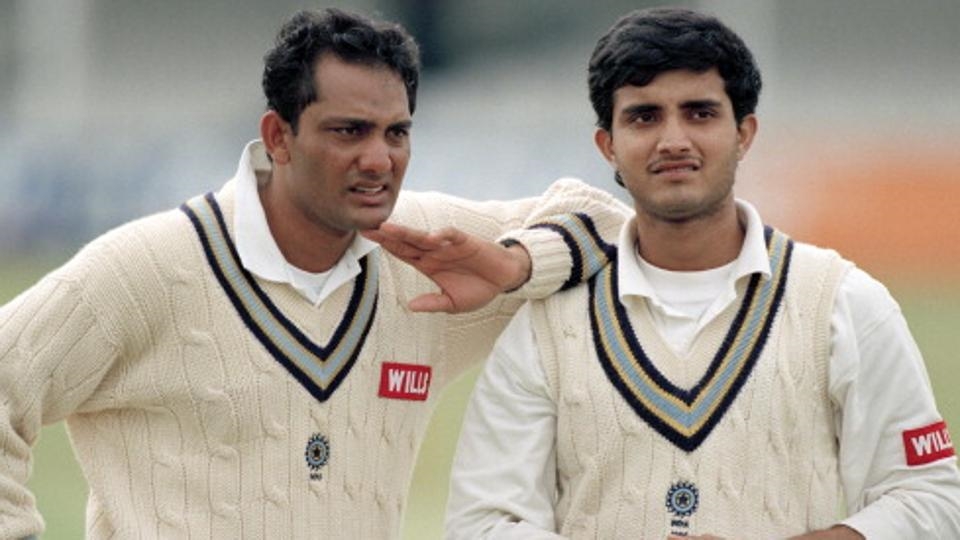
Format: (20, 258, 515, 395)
(830, 267, 960, 539)
(444, 303, 567, 540)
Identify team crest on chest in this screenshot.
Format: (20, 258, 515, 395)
(305, 433, 330, 481)
(666, 480, 700, 535)
(589, 226, 793, 452)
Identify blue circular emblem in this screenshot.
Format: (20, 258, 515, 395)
(305, 433, 330, 471)
(665, 480, 699, 517)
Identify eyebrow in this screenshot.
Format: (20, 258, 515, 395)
(620, 99, 724, 118)
(321, 117, 413, 131)
(680, 99, 723, 110)
(620, 103, 661, 118)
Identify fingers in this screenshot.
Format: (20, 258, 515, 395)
(364, 222, 468, 249)
(408, 293, 455, 313)
(368, 223, 456, 250)
(430, 226, 468, 245)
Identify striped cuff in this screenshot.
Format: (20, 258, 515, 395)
(499, 212, 616, 298)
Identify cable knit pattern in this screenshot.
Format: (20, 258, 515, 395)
(532, 237, 851, 539)
(0, 178, 629, 539)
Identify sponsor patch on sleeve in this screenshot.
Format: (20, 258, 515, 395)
(903, 421, 954, 466)
(378, 362, 431, 401)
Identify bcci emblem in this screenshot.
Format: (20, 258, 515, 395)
(305, 433, 330, 480)
(665, 480, 699, 535)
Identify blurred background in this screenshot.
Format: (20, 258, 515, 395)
(1, 0, 958, 538)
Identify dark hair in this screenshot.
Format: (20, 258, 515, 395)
(588, 7, 761, 131)
(262, 8, 421, 132)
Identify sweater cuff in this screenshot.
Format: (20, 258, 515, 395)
(497, 227, 576, 300)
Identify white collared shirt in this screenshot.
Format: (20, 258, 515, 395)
(445, 199, 960, 540)
(232, 140, 378, 306)
(618, 202, 769, 358)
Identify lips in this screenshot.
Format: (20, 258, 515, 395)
(348, 183, 391, 205)
(649, 159, 701, 174)
(351, 184, 385, 194)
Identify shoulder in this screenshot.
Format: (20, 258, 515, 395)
(789, 237, 900, 334)
(785, 237, 854, 291)
(69, 206, 196, 273)
(49, 203, 203, 311)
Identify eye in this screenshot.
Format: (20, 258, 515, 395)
(635, 111, 658, 124)
(331, 126, 362, 136)
(689, 108, 717, 121)
(389, 126, 410, 138)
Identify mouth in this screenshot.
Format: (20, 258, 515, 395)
(650, 160, 701, 175)
(348, 183, 392, 206)
(351, 184, 386, 194)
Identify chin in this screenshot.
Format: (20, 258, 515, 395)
(355, 213, 392, 231)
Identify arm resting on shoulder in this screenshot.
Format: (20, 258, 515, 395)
(366, 177, 629, 313)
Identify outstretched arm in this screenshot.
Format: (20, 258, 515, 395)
(362, 223, 531, 313)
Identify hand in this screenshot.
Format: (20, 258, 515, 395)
(362, 222, 531, 313)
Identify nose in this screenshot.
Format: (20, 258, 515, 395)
(357, 137, 393, 175)
(656, 117, 692, 155)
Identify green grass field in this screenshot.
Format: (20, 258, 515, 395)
(2, 256, 958, 539)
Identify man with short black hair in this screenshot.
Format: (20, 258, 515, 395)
(446, 7, 960, 539)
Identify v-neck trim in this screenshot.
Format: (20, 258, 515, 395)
(181, 193, 378, 402)
(588, 226, 793, 452)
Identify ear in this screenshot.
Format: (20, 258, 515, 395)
(735, 114, 758, 160)
(260, 110, 292, 164)
(594, 127, 616, 165)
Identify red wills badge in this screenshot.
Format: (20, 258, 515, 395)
(903, 421, 954, 466)
(378, 363, 431, 401)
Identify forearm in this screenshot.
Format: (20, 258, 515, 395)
(399, 178, 629, 297)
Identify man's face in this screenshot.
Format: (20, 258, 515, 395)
(272, 54, 412, 241)
(595, 68, 756, 224)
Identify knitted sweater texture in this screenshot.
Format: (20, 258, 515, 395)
(0, 179, 626, 539)
(531, 235, 851, 539)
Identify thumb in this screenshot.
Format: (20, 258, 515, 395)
(408, 293, 455, 313)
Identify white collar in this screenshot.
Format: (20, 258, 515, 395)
(617, 199, 772, 306)
(231, 140, 378, 304)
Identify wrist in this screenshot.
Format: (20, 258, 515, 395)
(499, 239, 532, 293)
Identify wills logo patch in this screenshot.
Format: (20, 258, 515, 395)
(378, 363, 431, 401)
(903, 421, 954, 466)
(665, 480, 699, 536)
(305, 433, 330, 481)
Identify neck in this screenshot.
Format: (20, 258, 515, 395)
(259, 182, 353, 274)
(634, 202, 744, 271)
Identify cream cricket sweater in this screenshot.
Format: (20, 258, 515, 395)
(531, 229, 851, 539)
(0, 178, 627, 539)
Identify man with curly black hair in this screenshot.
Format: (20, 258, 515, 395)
(0, 8, 629, 539)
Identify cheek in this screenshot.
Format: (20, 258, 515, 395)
(613, 135, 652, 163)
(391, 148, 411, 170)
